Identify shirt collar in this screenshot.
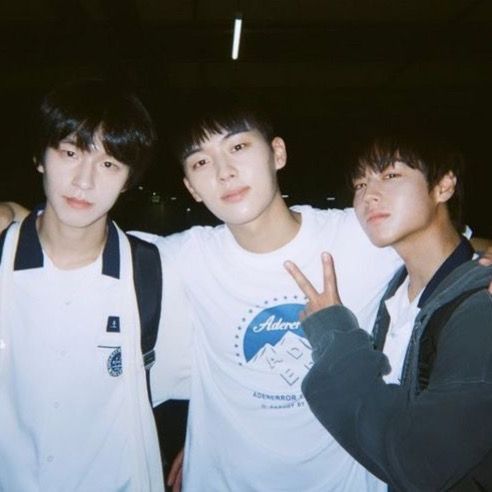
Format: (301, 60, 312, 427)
(14, 206, 121, 279)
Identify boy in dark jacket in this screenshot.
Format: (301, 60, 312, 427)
(285, 133, 492, 491)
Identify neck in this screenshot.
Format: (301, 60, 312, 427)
(37, 207, 108, 270)
(228, 195, 301, 253)
(394, 218, 461, 302)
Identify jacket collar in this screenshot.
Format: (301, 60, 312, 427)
(417, 237, 474, 308)
(372, 237, 475, 349)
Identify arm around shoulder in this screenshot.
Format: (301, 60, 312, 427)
(0, 202, 30, 232)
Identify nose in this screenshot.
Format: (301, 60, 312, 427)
(72, 157, 95, 190)
(215, 156, 237, 181)
(363, 179, 381, 204)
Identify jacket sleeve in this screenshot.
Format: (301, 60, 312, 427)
(301, 292, 492, 491)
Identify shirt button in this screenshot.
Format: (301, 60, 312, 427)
(53, 401, 60, 409)
(60, 350, 67, 357)
(47, 455, 54, 463)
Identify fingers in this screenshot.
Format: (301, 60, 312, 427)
(489, 280, 492, 295)
(479, 255, 492, 266)
(167, 448, 185, 487)
(171, 466, 183, 492)
(321, 253, 341, 305)
(284, 260, 319, 301)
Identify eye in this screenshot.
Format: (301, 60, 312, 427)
(57, 143, 78, 159)
(103, 161, 116, 169)
(353, 181, 366, 191)
(383, 172, 401, 180)
(191, 158, 208, 170)
(231, 143, 247, 152)
(59, 148, 77, 159)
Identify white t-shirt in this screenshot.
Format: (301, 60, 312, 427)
(383, 276, 422, 385)
(0, 218, 163, 492)
(146, 206, 402, 492)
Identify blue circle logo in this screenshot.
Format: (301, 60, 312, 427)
(107, 347, 123, 377)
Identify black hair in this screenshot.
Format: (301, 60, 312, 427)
(172, 97, 275, 165)
(350, 131, 465, 232)
(34, 79, 156, 188)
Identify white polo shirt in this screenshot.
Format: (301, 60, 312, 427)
(0, 212, 164, 492)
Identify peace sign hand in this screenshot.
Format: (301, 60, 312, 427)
(284, 252, 342, 321)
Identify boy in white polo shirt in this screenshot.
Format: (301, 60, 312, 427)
(0, 80, 165, 491)
(285, 132, 492, 490)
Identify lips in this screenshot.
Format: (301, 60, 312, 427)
(221, 186, 250, 203)
(64, 196, 93, 209)
(366, 211, 390, 224)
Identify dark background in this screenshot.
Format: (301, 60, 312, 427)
(0, 0, 490, 235)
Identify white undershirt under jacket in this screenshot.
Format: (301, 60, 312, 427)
(383, 276, 422, 384)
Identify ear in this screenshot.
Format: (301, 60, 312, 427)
(35, 157, 44, 174)
(271, 137, 287, 171)
(183, 176, 203, 203)
(433, 171, 457, 204)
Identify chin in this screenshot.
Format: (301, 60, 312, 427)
(215, 207, 263, 227)
(367, 233, 394, 249)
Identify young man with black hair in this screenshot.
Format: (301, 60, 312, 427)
(285, 134, 492, 491)
(0, 80, 170, 491)
(135, 105, 408, 492)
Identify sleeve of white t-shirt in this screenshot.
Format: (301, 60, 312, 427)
(129, 230, 193, 404)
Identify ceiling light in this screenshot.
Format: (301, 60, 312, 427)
(232, 14, 242, 60)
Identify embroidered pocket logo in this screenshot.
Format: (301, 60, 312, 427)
(107, 347, 123, 377)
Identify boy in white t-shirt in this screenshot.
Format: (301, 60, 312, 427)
(285, 132, 492, 491)
(146, 102, 405, 491)
(0, 80, 165, 491)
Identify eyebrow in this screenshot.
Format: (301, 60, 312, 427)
(183, 129, 249, 160)
(59, 137, 77, 145)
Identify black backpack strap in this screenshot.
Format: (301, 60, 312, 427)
(127, 234, 163, 404)
(418, 286, 484, 391)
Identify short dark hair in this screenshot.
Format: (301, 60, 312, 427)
(173, 97, 275, 165)
(34, 79, 156, 188)
(350, 131, 465, 232)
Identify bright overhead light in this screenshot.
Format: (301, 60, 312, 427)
(232, 15, 242, 60)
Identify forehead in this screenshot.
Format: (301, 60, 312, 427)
(59, 129, 111, 155)
(184, 128, 265, 158)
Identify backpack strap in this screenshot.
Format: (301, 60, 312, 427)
(418, 286, 484, 391)
(0, 222, 17, 265)
(127, 234, 163, 404)
(0, 226, 11, 264)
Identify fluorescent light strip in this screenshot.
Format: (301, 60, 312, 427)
(232, 16, 242, 60)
